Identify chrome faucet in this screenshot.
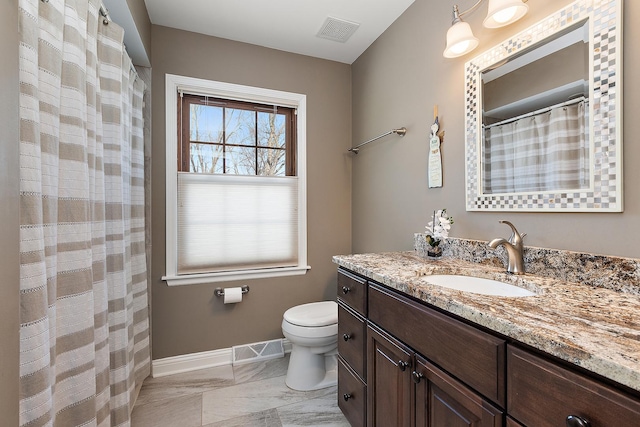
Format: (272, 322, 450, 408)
(488, 220, 526, 275)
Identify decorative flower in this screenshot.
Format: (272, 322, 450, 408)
(425, 209, 454, 248)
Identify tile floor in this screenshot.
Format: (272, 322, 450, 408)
(131, 355, 350, 426)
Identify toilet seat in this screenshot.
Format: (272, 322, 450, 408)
(283, 301, 337, 327)
(282, 319, 338, 339)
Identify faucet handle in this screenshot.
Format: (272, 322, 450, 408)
(508, 231, 527, 244)
(498, 220, 525, 246)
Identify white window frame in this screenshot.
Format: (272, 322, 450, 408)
(162, 74, 309, 286)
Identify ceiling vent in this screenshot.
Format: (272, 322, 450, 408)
(316, 17, 360, 43)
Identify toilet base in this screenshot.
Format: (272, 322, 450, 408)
(285, 345, 337, 391)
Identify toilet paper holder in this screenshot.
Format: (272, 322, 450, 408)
(214, 285, 250, 297)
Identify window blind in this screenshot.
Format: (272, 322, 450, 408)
(177, 173, 299, 274)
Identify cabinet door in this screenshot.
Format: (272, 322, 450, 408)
(367, 324, 412, 427)
(414, 355, 503, 427)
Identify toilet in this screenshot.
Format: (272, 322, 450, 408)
(281, 301, 338, 391)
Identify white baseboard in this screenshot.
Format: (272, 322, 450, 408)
(151, 338, 291, 378)
(151, 347, 232, 378)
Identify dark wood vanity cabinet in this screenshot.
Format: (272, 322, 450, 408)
(337, 269, 368, 427)
(336, 267, 640, 427)
(338, 268, 504, 427)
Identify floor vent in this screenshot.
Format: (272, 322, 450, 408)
(316, 16, 360, 43)
(232, 339, 285, 366)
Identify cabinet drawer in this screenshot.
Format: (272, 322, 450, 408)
(337, 268, 367, 316)
(368, 283, 506, 406)
(338, 357, 366, 427)
(508, 345, 640, 427)
(338, 302, 366, 380)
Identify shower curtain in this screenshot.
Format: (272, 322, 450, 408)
(482, 100, 589, 194)
(19, 0, 150, 426)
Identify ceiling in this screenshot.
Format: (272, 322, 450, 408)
(143, 0, 416, 64)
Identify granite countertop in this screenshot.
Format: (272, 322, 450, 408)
(333, 251, 640, 393)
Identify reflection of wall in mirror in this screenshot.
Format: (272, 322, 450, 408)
(482, 25, 589, 125)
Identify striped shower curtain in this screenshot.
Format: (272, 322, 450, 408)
(19, 0, 150, 425)
(482, 100, 589, 194)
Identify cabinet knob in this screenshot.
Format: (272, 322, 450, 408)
(566, 415, 591, 427)
(343, 393, 352, 401)
(342, 286, 351, 294)
(398, 360, 410, 371)
(343, 333, 351, 341)
(411, 371, 424, 384)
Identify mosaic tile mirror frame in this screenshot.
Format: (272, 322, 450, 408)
(465, 0, 623, 212)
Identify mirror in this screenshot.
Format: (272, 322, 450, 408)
(482, 21, 590, 195)
(465, 0, 622, 212)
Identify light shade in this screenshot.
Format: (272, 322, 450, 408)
(483, 0, 529, 28)
(443, 20, 480, 58)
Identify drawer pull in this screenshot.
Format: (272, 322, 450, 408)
(342, 286, 351, 294)
(343, 333, 352, 341)
(343, 393, 352, 401)
(411, 371, 424, 384)
(566, 415, 591, 427)
(398, 360, 410, 371)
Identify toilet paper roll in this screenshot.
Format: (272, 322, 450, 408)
(223, 287, 243, 304)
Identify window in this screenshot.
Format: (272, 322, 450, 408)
(163, 74, 309, 285)
(179, 95, 296, 176)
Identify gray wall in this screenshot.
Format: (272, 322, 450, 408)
(126, 0, 152, 60)
(483, 41, 588, 114)
(1, 0, 20, 423)
(150, 26, 352, 358)
(351, 0, 640, 259)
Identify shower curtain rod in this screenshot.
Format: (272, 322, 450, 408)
(483, 96, 586, 130)
(348, 127, 407, 154)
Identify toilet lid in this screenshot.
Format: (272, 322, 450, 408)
(283, 301, 337, 327)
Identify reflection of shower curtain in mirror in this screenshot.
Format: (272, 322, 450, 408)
(483, 101, 588, 194)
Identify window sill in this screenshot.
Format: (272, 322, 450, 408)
(162, 265, 311, 286)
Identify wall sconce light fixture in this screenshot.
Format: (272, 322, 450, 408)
(443, 0, 528, 58)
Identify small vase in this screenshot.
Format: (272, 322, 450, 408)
(426, 246, 442, 259)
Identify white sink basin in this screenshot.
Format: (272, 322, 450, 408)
(426, 275, 536, 297)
